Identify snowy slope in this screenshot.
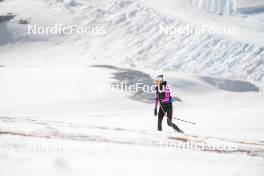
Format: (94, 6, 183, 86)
(0, 0, 263, 86)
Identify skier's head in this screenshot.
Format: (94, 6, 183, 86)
(154, 75, 163, 86)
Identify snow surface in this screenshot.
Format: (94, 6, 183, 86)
(0, 0, 264, 176)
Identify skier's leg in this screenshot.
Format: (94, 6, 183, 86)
(166, 104, 183, 133)
(158, 107, 165, 131)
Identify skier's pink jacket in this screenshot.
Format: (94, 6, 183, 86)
(154, 86, 171, 109)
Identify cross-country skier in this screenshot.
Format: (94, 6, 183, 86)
(154, 75, 183, 133)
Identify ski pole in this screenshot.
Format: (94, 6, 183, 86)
(159, 102, 196, 125)
(173, 117, 196, 125)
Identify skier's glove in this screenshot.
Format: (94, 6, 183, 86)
(154, 108, 157, 116)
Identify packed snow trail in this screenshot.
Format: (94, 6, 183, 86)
(1, 116, 264, 157)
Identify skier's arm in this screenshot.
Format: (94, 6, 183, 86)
(154, 93, 159, 109)
(154, 93, 158, 116)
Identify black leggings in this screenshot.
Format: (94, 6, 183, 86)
(158, 103, 181, 132)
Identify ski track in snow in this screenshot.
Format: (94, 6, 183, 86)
(1, 116, 264, 158)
